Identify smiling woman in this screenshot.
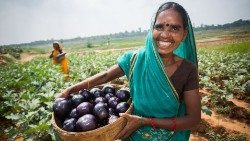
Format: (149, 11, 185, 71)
(57, 1, 200, 141)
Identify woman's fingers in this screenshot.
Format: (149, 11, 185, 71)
(115, 114, 130, 139)
(121, 129, 134, 139)
(116, 125, 129, 139)
(119, 113, 127, 118)
(116, 113, 142, 139)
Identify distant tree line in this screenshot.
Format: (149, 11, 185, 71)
(80, 27, 148, 43)
(194, 19, 250, 31)
(1, 19, 249, 48)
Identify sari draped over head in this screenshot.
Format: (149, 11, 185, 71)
(117, 16, 197, 141)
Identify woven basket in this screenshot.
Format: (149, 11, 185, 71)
(51, 84, 132, 141)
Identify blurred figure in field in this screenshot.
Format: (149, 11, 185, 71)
(49, 41, 69, 81)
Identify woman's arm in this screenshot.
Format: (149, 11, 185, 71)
(117, 89, 201, 139)
(49, 51, 54, 58)
(57, 64, 124, 98)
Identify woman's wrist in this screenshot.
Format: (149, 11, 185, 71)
(140, 117, 151, 126)
(140, 117, 178, 131)
(139, 117, 158, 130)
(139, 117, 145, 126)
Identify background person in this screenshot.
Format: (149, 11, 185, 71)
(49, 41, 69, 81)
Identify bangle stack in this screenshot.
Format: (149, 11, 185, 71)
(148, 117, 177, 132)
(149, 118, 157, 130)
(171, 118, 177, 132)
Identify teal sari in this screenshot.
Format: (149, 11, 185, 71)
(117, 17, 197, 141)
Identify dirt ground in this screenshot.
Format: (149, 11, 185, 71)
(197, 90, 250, 140)
(19, 53, 48, 63)
(196, 36, 250, 47)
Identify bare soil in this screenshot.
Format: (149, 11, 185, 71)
(19, 53, 48, 63)
(231, 98, 250, 109)
(202, 112, 250, 138)
(196, 35, 250, 47)
(0, 117, 13, 141)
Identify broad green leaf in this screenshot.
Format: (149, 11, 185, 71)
(202, 106, 212, 116)
(5, 113, 20, 120)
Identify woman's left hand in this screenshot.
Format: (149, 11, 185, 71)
(116, 113, 142, 139)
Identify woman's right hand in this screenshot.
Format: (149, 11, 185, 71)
(115, 113, 142, 139)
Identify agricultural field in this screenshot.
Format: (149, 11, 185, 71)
(0, 27, 250, 141)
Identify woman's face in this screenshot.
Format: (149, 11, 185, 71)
(53, 43, 60, 50)
(153, 9, 187, 57)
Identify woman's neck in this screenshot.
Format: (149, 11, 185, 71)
(161, 53, 176, 67)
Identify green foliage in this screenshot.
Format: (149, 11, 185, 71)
(0, 46, 23, 59)
(216, 106, 231, 115)
(86, 42, 93, 48)
(198, 45, 250, 116)
(206, 130, 246, 141)
(201, 105, 212, 116)
(68, 51, 123, 82)
(0, 58, 70, 140)
(208, 41, 250, 54)
(243, 80, 250, 95)
(1, 51, 126, 140)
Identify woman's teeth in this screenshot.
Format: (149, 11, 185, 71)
(158, 41, 172, 48)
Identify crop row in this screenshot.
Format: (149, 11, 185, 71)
(0, 47, 23, 59)
(198, 49, 250, 116)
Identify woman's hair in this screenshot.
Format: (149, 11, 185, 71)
(53, 41, 60, 47)
(154, 2, 189, 29)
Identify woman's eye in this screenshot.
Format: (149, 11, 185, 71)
(172, 27, 179, 31)
(172, 26, 180, 32)
(154, 24, 164, 30)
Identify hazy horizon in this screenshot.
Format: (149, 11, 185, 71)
(1, 0, 250, 45)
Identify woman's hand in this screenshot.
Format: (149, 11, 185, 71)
(115, 113, 143, 140)
(49, 51, 53, 58)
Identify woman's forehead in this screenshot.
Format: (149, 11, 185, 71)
(155, 9, 183, 25)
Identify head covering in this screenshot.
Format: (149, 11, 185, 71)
(53, 41, 63, 51)
(173, 16, 197, 65)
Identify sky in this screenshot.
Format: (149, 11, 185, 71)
(0, 0, 249, 45)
